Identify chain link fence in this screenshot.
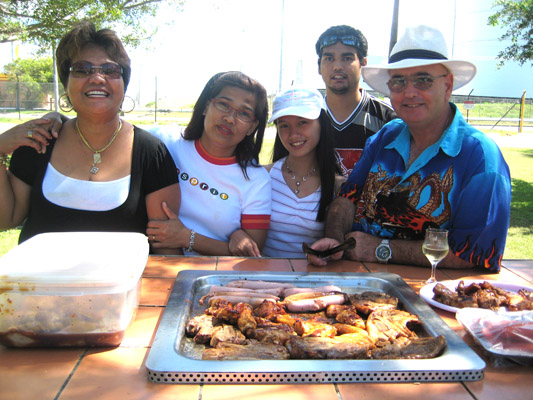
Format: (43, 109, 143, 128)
(1, 81, 532, 130)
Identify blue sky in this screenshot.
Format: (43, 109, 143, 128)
(2, 0, 532, 104)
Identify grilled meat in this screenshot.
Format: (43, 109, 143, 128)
(286, 333, 374, 359)
(249, 324, 295, 345)
(202, 340, 290, 360)
(185, 314, 218, 344)
(366, 309, 420, 345)
(349, 291, 398, 316)
(370, 335, 447, 359)
(209, 324, 247, 348)
(433, 281, 533, 311)
(293, 317, 338, 338)
(187, 281, 446, 361)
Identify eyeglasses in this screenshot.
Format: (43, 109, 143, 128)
(69, 61, 123, 79)
(387, 74, 448, 93)
(319, 35, 359, 54)
(211, 98, 256, 123)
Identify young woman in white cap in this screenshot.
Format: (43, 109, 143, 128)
(261, 87, 342, 257)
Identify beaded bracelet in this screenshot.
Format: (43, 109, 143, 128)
(186, 230, 195, 252)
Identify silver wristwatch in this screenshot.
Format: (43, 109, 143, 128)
(375, 239, 392, 263)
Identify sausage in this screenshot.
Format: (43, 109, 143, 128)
(282, 285, 343, 297)
(226, 280, 296, 290)
(208, 285, 284, 296)
(283, 292, 348, 312)
(207, 296, 276, 308)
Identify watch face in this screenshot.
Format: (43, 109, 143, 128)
(377, 245, 391, 260)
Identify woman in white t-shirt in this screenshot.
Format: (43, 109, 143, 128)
(147, 72, 272, 256)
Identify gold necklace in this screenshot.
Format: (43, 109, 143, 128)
(284, 160, 318, 194)
(75, 118, 122, 174)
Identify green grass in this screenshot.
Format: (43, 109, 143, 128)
(500, 148, 533, 259)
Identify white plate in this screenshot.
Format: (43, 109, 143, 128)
(419, 280, 533, 313)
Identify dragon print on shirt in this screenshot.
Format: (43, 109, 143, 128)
(349, 165, 453, 240)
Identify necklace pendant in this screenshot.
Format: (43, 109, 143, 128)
(93, 153, 102, 164)
(90, 165, 99, 174)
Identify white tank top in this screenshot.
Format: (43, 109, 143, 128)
(42, 163, 130, 211)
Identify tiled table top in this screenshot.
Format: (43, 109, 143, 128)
(1, 256, 532, 400)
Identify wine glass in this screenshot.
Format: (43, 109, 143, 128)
(422, 228, 449, 285)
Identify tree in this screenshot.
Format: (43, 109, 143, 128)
(0, 0, 185, 48)
(0, 0, 184, 110)
(2, 57, 54, 109)
(488, 0, 533, 67)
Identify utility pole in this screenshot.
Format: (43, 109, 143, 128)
(278, 0, 285, 93)
(389, 0, 400, 56)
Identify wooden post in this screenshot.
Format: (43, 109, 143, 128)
(519, 91, 526, 133)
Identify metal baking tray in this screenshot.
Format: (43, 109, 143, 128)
(146, 270, 485, 384)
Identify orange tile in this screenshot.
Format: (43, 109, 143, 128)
(120, 306, 163, 348)
(59, 347, 200, 399)
(465, 352, 533, 400)
(216, 257, 292, 271)
(338, 382, 473, 399)
(201, 383, 338, 400)
(291, 258, 368, 273)
(0, 347, 83, 400)
(141, 277, 175, 306)
(143, 255, 217, 278)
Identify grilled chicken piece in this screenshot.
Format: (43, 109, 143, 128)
(366, 309, 419, 345)
(286, 333, 374, 359)
(236, 303, 257, 334)
(209, 324, 247, 348)
(293, 317, 337, 338)
(185, 314, 217, 344)
(202, 341, 290, 360)
(253, 299, 286, 320)
(349, 291, 398, 316)
(333, 324, 368, 336)
(370, 335, 447, 359)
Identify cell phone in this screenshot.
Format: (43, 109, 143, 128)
(302, 237, 356, 258)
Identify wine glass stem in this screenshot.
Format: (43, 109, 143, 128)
(430, 262, 437, 281)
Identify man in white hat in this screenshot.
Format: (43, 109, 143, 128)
(315, 25, 397, 177)
(306, 25, 511, 273)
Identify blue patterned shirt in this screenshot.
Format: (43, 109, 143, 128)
(339, 103, 511, 272)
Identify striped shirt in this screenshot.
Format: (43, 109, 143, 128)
(263, 158, 324, 258)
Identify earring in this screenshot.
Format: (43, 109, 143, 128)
(119, 95, 135, 113)
(58, 94, 74, 112)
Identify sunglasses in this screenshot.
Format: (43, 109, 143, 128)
(211, 98, 256, 123)
(319, 35, 359, 54)
(69, 61, 123, 79)
(387, 74, 448, 93)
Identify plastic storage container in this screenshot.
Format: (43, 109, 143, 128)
(0, 232, 149, 347)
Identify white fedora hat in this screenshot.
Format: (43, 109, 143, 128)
(362, 25, 476, 96)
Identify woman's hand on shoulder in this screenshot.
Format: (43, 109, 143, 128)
(41, 111, 68, 137)
(229, 229, 261, 257)
(0, 118, 56, 155)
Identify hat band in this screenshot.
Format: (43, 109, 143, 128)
(389, 49, 447, 64)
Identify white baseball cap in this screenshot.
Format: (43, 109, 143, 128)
(362, 25, 477, 96)
(269, 87, 325, 123)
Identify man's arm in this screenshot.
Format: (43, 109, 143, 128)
(343, 232, 475, 268)
(324, 196, 355, 242)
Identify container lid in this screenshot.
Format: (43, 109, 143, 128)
(0, 232, 149, 290)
